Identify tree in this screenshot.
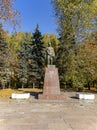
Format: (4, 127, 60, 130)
(42, 33, 59, 53)
(17, 32, 32, 88)
(6, 32, 25, 88)
(42, 33, 50, 47)
(18, 39, 28, 88)
(0, 23, 9, 89)
(30, 25, 45, 87)
(52, 0, 97, 41)
(77, 41, 97, 90)
(51, 0, 97, 88)
(0, 0, 20, 28)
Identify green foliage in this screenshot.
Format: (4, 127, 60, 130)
(31, 25, 45, 86)
(42, 33, 59, 53)
(17, 26, 45, 88)
(0, 23, 10, 89)
(17, 33, 32, 88)
(52, 0, 97, 40)
(52, 0, 97, 89)
(77, 42, 97, 88)
(5, 32, 26, 88)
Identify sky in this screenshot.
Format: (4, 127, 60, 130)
(4, 0, 58, 35)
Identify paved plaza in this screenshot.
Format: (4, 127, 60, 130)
(0, 92, 97, 130)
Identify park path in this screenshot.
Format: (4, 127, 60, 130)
(0, 92, 97, 130)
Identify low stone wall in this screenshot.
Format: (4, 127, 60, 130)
(76, 93, 95, 100)
(11, 93, 30, 99)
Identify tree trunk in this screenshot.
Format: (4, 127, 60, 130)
(2, 83, 5, 89)
(8, 81, 11, 88)
(33, 82, 35, 88)
(88, 82, 90, 90)
(22, 83, 24, 89)
(93, 81, 95, 88)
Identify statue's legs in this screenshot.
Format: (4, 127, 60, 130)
(50, 57, 53, 65)
(48, 55, 50, 65)
(47, 56, 53, 65)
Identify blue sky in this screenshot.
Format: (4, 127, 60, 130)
(5, 0, 57, 35)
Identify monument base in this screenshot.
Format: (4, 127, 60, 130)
(38, 65, 64, 100)
(39, 94, 64, 100)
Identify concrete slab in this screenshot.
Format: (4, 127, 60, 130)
(48, 123, 72, 130)
(76, 93, 95, 99)
(11, 93, 30, 99)
(0, 92, 97, 130)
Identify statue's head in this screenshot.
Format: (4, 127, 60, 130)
(48, 42, 51, 47)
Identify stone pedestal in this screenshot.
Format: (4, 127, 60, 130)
(39, 65, 64, 100)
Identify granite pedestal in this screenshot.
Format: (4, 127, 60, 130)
(39, 65, 64, 100)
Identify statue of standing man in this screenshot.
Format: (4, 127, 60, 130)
(46, 43, 55, 65)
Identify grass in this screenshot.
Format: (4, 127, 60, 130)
(0, 87, 96, 99)
(0, 89, 22, 98)
(0, 88, 43, 98)
(19, 88, 43, 93)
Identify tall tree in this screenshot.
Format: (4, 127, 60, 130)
(17, 27, 45, 88)
(52, 0, 97, 41)
(6, 32, 25, 88)
(30, 25, 45, 87)
(52, 0, 97, 88)
(17, 33, 32, 88)
(76, 41, 97, 90)
(0, 23, 9, 89)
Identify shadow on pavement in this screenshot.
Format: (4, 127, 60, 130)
(24, 91, 43, 99)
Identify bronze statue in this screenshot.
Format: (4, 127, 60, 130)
(46, 43, 55, 65)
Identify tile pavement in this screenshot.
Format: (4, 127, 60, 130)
(0, 92, 97, 130)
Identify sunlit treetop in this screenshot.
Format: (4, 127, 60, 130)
(0, 0, 20, 28)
